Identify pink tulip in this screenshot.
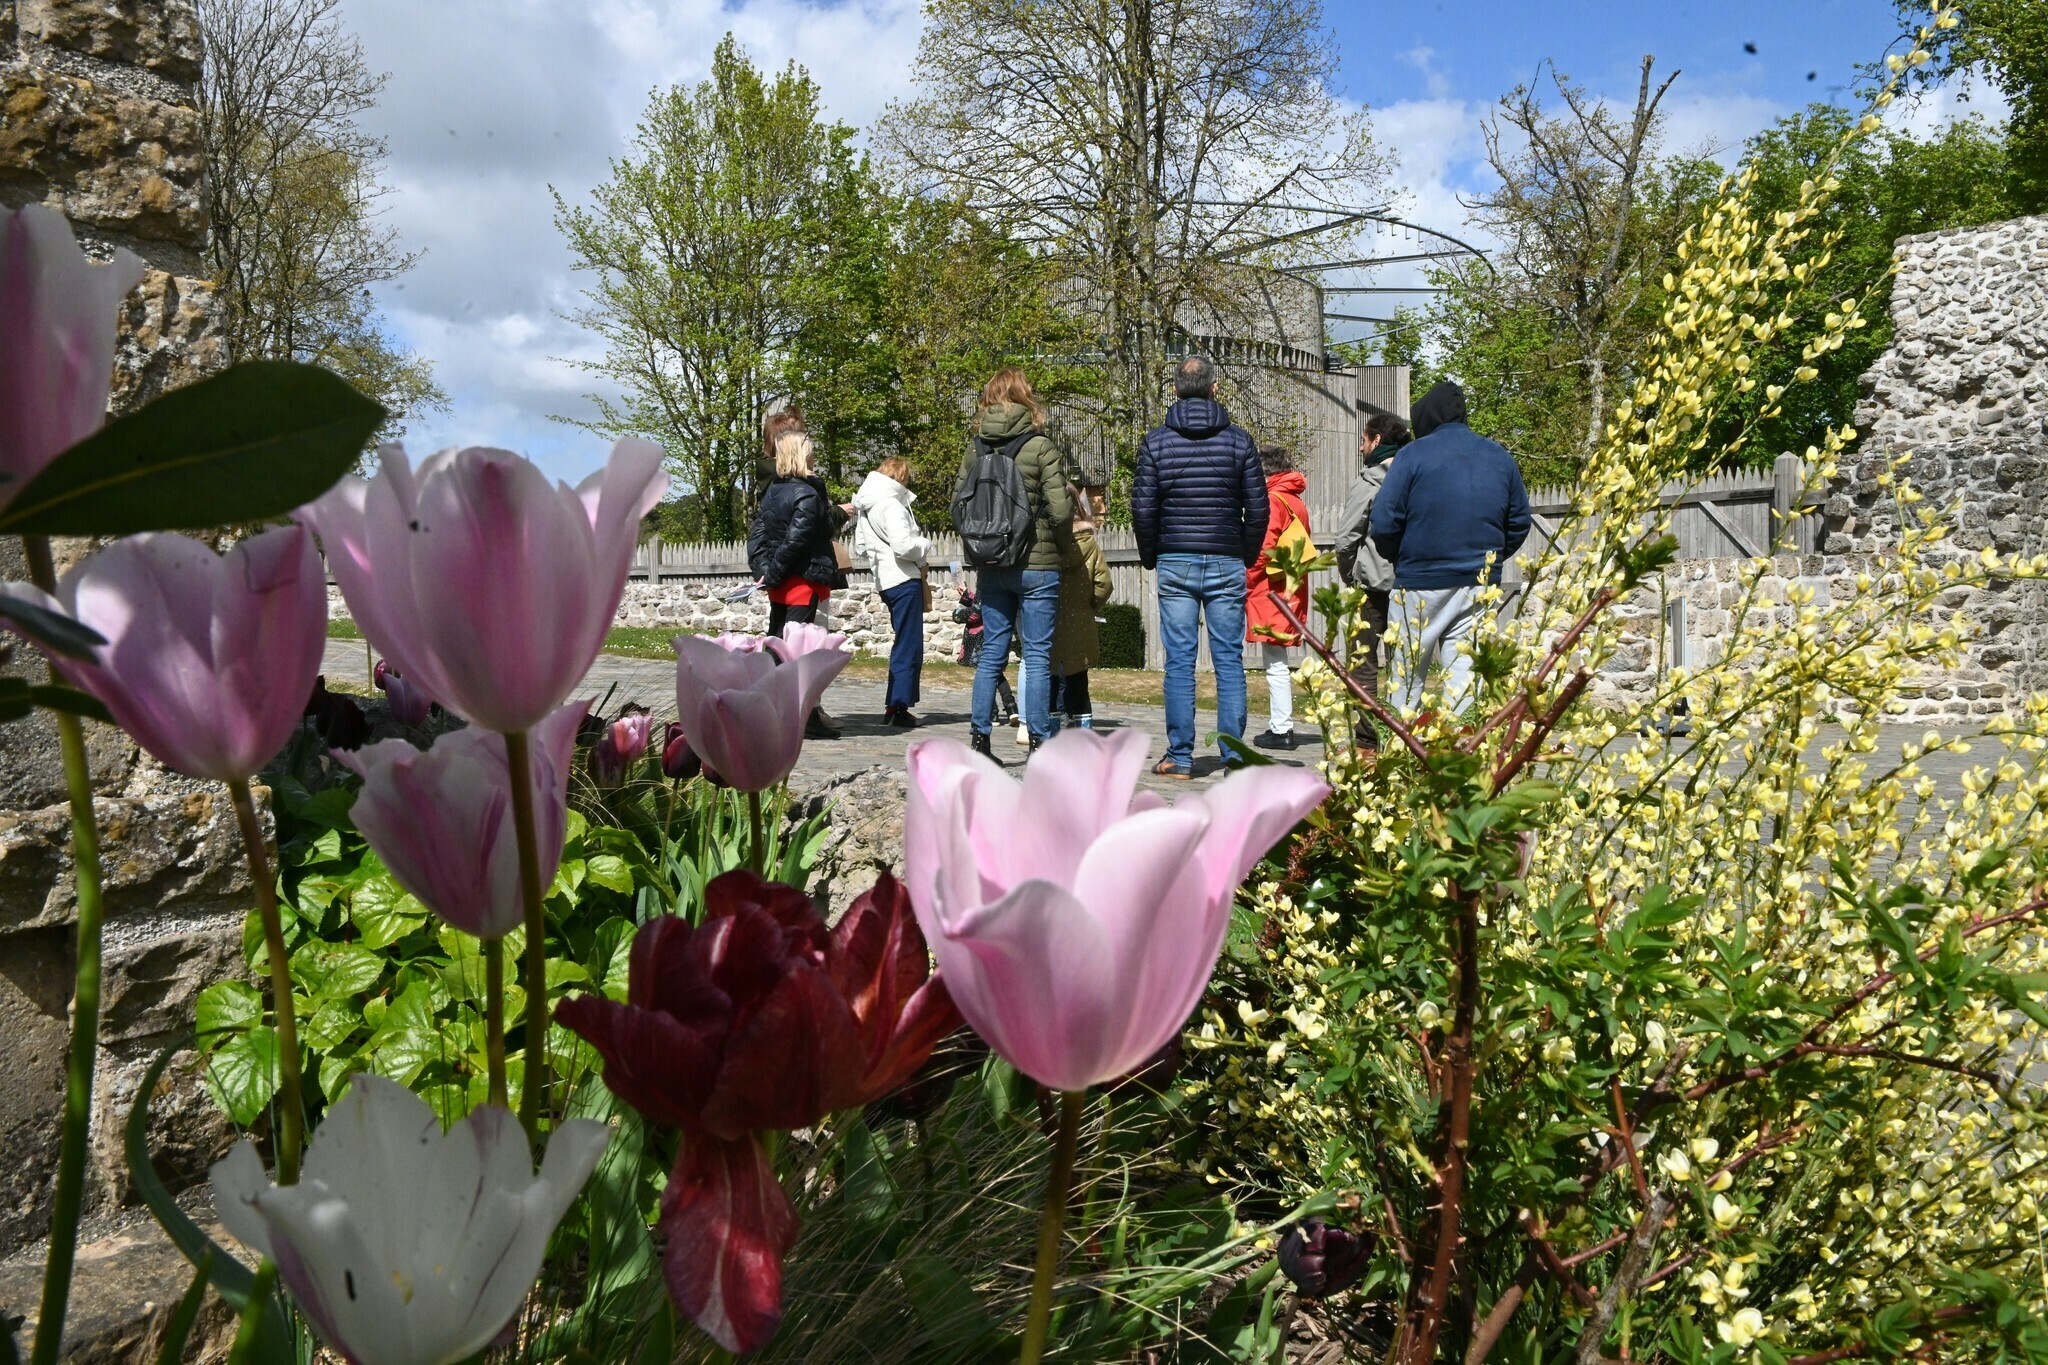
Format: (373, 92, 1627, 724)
(0, 205, 145, 512)
(334, 701, 586, 939)
(8, 527, 327, 780)
(902, 728, 1328, 1092)
(590, 709, 655, 787)
(302, 440, 667, 734)
(373, 658, 434, 727)
(672, 625, 850, 792)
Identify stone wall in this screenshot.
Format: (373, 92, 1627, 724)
(0, 0, 233, 1263)
(1828, 215, 2048, 709)
(614, 580, 971, 663)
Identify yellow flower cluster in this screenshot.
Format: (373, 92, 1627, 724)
(1182, 5, 2048, 1354)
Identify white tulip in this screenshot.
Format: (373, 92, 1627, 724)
(211, 1074, 609, 1365)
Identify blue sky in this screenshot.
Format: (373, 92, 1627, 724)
(339, 0, 1975, 486)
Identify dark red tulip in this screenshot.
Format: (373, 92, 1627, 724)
(1276, 1218, 1374, 1299)
(661, 721, 703, 781)
(303, 675, 368, 751)
(557, 870, 959, 1354)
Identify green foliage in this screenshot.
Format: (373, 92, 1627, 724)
(1704, 106, 2016, 463)
(0, 362, 383, 535)
(1906, 0, 2048, 212)
(1098, 602, 1146, 669)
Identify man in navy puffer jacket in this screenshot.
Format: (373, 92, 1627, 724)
(1369, 379, 1530, 715)
(1133, 355, 1268, 776)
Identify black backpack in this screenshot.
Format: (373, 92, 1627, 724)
(950, 432, 1037, 569)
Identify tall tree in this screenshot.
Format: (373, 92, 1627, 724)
(1388, 59, 1717, 484)
(1902, 0, 2048, 210)
(555, 37, 880, 539)
(881, 0, 1385, 469)
(197, 0, 443, 435)
(1704, 105, 2015, 462)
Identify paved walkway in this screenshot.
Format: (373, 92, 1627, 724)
(320, 640, 1328, 795)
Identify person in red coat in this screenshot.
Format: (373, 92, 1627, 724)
(1247, 445, 1312, 750)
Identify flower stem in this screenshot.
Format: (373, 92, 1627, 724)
(747, 788, 767, 875)
(228, 777, 304, 1186)
(483, 934, 507, 1107)
(1019, 1090, 1084, 1365)
(225, 1258, 278, 1365)
(25, 535, 108, 1365)
(504, 728, 549, 1139)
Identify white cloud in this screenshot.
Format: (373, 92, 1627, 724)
(338, 0, 925, 482)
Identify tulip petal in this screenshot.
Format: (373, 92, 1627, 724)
(1007, 728, 1150, 887)
(1181, 765, 1332, 903)
(854, 975, 961, 1104)
(936, 880, 1126, 1092)
(1072, 808, 1219, 1068)
(259, 1184, 415, 1365)
(660, 1132, 798, 1356)
(209, 1141, 276, 1260)
(554, 992, 722, 1131)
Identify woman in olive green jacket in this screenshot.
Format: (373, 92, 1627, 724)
(1050, 488, 1113, 731)
(955, 368, 1076, 756)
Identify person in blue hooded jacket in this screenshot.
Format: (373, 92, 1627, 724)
(1132, 354, 1268, 778)
(1369, 380, 1530, 714)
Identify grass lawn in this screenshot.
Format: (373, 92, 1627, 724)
(326, 618, 1272, 710)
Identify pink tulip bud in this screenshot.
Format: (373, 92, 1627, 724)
(902, 728, 1327, 1092)
(589, 709, 655, 787)
(373, 658, 433, 727)
(672, 628, 849, 792)
(335, 701, 587, 939)
(0, 205, 145, 513)
(302, 440, 667, 734)
(19, 527, 328, 780)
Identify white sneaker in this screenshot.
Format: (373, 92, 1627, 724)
(1015, 720, 1031, 746)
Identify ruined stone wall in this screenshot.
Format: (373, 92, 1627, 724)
(0, 0, 234, 1262)
(1829, 215, 2048, 709)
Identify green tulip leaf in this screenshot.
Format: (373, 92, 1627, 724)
(0, 593, 104, 659)
(154, 1249, 215, 1365)
(205, 1026, 281, 1127)
(126, 1039, 293, 1352)
(0, 677, 115, 726)
(0, 361, 383, 535)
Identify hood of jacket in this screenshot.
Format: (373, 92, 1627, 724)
(977, 402, 1040, 443)
(1410, 380, 1469, 440)
(1165, 397, 1231, 439)
(1266, 469, 1308, 498)
(852, 469, 913, 512)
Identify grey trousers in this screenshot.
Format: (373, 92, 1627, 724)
(1388, 586, 1480, 714)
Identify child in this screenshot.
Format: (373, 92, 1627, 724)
(1049, 487, 1113, 733)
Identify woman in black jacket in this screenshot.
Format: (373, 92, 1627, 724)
(746, 429, 849, 736)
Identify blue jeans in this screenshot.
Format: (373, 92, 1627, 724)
(880, 579, 923, 711)
(973, 567, 1059, 739)
(1156, 554, 1248, 769)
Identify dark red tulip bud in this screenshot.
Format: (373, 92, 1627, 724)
(1277, 1219, 1373, 1299)
(661, 721, 702, 781)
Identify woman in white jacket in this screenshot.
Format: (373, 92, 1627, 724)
(853, 458, 934, 727)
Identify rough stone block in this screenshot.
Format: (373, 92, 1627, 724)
(16, 0, 203, 87)
(0, 65, 204, 248)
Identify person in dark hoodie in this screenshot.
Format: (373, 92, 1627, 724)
(1132, 354, 1268, 778)
(1368, 380, 1530, 715)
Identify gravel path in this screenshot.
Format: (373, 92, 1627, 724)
(320, 639, 1329, 795)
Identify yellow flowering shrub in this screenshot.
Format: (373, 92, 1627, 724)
(1181, 6, 2048, 1360)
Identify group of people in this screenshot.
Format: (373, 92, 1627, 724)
(741, 359, 1531, 772)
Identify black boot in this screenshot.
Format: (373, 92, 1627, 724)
(1027, 734, 1043, 759)
(970, 729, 1004, 766)
(805, 707, 841, 740)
